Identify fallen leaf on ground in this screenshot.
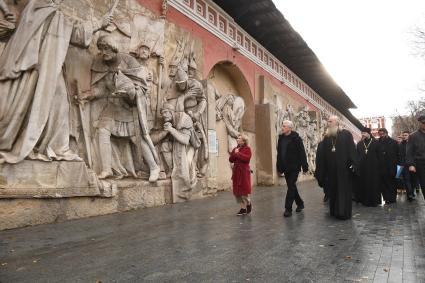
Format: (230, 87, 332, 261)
(345, 256, 352, 260)
(32, 259, 38, 263)
(1, 263, 7, 266)
(384, 267, 390, 272)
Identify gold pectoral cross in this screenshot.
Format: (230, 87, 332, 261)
(331, 146, 336, 152)
(365, 149, 368, 154)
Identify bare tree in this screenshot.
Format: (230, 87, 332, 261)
(392, 97, 425, 135)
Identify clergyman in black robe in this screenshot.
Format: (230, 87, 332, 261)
(356, 127, 381, 207)
(377, 128, 399, 204)
(315, 137, 329, 202)
(318, 116, 358, 220)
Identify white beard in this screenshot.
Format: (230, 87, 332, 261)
(326, 126, 338, 138)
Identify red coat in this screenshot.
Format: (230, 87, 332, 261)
(229, 145, 252, 197)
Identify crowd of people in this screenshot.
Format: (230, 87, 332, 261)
(228, 114, 425, 220)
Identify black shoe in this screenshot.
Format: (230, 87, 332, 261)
(246, 202, 252, 214)
(237, 208, 247, 216)
(323, 195, 329, 202)
(296, 204, 304, 212)
(283, 210, 292, 217)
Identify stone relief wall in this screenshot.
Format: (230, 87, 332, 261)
(270, 79, 325, 175)
(0, 0, 243, 204)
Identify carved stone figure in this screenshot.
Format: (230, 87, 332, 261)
(159, 102, 198, 201)
(0, 0, 112, 164)
(79, 35, 160, 182)
(0, 0, 16, 40)
(188, 56, 198, 79)
(216, 94, 246, 153)
(172, 67, 208, 177)
(306, 120, 319, 172)
(131, 39, 158, 130)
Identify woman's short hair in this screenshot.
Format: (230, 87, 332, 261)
(238, 134, 249, 145)
(281, 120, 294, 129)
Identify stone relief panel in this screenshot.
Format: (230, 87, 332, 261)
(0, 0, 209, 203)
(274, 102, 322, 174)
(216, 93, 246, 153)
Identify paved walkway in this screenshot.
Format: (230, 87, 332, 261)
(1, 181, 425, 283)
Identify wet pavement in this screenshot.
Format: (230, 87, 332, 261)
(1, 180, 425, 283)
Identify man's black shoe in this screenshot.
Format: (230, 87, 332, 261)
(236, 208, 247, 216)
(246, 202, 252, 214)
(295, 204, 304, 212)
(283, 210, 292, 217)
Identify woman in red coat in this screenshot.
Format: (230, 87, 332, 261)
(229, 134, 252, 215)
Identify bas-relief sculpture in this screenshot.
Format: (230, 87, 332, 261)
(0, 0, 112, 164)
(275, 103, 322, 174)
(0, 0, 214, 202)
(0, 0, 229, 203)
(216, 93, 246, 153)
(0, 0, 15, 41)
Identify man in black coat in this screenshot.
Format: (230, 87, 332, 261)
(399, 130, 414, 201)
(317, 116, 358, 220)
(277, 120, 309, 217)
(377, 128, 399, 204)
(407, 115, 425, 200)
(355, 127, 381, 206)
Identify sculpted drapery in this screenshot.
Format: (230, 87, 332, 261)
(0, 0, 102, 164)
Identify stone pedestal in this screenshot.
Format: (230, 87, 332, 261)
(0, 178, 172, 230)
(0, 160, 101, 198)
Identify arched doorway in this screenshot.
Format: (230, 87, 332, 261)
(207, 61, 255, 190)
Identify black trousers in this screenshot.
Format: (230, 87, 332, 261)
(401, 167, 414, 198)
(380, 175, 397, 203)
(284, 171, 303, 211)
(416, 161, 425, 199)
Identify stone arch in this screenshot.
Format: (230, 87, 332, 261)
(206, 61, 256, 190)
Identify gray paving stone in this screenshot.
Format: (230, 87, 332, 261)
(0, 180, 424, 282)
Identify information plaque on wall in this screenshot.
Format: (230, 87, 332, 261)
(208, 129, 218, 154)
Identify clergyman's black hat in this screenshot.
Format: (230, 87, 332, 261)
(362, 127, 372, 134)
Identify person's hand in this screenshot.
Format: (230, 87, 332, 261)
(163, 122, 173, 132)
(159, 56, 165, 66)
(235, 148, 239, 153)
(100, 14, 113, 30)
(77, 90, 96, 104)
(5, 12, 16, 23)
(409, 166, 416, 173)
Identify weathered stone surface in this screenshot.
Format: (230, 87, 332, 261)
(0, 179, 173, 230)
(0, 161, 100, 198)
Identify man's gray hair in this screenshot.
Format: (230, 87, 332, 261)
(282, 120, 294, 129)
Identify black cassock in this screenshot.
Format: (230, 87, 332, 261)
(319, 129, 358, 220)
(355, 138, 381, 207)
(377, 137, 398, 203)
